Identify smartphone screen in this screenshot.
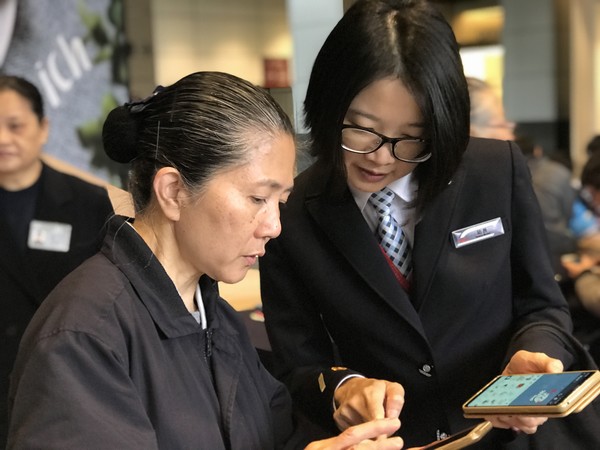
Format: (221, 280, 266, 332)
(465, 372, 595, 408)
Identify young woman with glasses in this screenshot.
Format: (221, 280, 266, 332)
(259, 0, 600, 448)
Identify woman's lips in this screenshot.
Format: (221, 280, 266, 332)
(358, 167, 387, 183)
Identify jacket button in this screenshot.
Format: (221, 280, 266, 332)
(419, 364, 433, 377)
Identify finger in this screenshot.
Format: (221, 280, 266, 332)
(488, 414, 547, 434)
(512, 416, 548, 429)
(504, 351, 560, 375)
(546, 359, 564, 373)
(338, 418, 401, 447)
(486, 415, 512, 429)
(334, 410, 355, 432)
(526, 353, 560, 373)
(512, 424, 539, 435)
(335, 398, 380, 430)
(384, 385, 405, 419)
(358, 436, 404, 450)
(364, 380, 388, 420)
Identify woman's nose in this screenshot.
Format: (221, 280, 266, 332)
(258, 206, 282, 240)
(365, 142, 396, 164)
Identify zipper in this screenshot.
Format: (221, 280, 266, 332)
(204, 328, 214, 360)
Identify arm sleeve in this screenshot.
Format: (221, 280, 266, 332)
(260, 237, 362, 431)
(8, 330, 159, 450)
(505, 143, 576, 368)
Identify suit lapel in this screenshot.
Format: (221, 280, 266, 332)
(305, 185, 424, 335)
(25, 166, 74, 282)
(34, 164, 73, 222)
(4, 165, 74, 303)
(412, 154, 468, 310)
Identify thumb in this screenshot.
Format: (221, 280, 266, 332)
(547, 359, 564, 373)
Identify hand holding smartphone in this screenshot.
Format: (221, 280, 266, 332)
(462, 370, 600, 418)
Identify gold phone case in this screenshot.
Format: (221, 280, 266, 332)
(463, 370, 600, 418)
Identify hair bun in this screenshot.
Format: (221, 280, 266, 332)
(102, 106, 140, 163)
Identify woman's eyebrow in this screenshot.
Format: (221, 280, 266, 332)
(256, 179, 294, 193)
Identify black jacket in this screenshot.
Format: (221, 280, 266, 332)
(8, 216, 298, 450)
(260, 138, 600, 448)
(0, 164, 113, 445)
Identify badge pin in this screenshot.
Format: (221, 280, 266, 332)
(451, 217, 504, 248)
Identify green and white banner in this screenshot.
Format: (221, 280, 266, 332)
(0, 0, 129, 184)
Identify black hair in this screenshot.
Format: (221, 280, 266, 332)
(514, 135, 536, 157)
(303, 0, 469, 212)
(581, 151, 600, 190)
(103, 71, 294, 213)
(587, 135, 600, 157)
(0, 74, 45, 121)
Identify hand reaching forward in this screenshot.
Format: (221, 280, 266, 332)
(333, 377, 405, 430)
(304, 418, 404, 450)
(485, 350, 564, 434)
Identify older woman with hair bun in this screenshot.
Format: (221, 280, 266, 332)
(7, 71, 406, 450)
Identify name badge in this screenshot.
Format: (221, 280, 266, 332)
(451, 217, 504, 248)
(28, 220, 72, 252)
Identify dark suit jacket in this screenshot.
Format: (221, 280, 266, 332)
(260, 138, 599, 448)
(0, 164, 113, 444)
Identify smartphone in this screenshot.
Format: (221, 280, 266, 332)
(420, 421, 493, 449)
(462, 370, 600, 418)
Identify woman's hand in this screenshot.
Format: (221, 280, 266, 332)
(333, 377, 405, 430)
(485, 350, 564, 434)
(304, 418, 404, 450)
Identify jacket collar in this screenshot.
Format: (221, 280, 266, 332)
(101, 215, 230, 340)
(301, 162, 424, 333)
(300, 155, 467, 328)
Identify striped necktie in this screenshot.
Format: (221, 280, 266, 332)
(369, 187, 412, 278)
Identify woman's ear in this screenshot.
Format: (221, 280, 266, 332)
(153, 167, 185, 221)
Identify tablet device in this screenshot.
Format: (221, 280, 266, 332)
(462, 370, 600, 418)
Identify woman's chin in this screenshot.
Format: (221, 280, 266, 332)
(218, 269, 249, 286)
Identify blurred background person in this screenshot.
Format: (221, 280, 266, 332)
(561, 149, 600, 365)
(0, 74, 113, 446)
(466, 76, 515, 141)
(561, 248, 600, 365)
(514, 135, 577, 279)
(585, 135, 600, 158)
(569, 149, 600, 248)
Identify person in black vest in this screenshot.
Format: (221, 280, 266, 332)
(0, 74, 114, 446)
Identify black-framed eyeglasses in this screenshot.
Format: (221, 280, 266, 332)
(341, 124, 431, 163)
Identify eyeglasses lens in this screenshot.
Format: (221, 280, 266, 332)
(342, 128, 426, 161)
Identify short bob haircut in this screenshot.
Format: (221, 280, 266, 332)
(304, 0, 470, 213)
